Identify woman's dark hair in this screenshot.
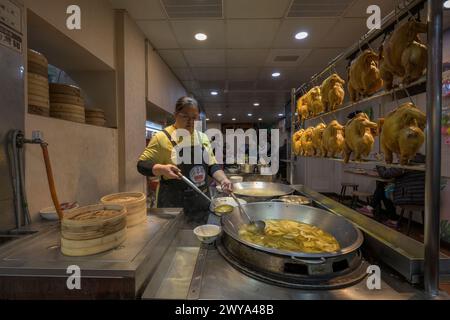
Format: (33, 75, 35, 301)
(175, 96, 199, 114)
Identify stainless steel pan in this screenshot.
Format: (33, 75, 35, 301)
(221, 202, 364, 259)
(232, 182, 294, 201)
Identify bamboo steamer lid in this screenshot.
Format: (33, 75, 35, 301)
(100, 192, 147, 228)
(49, 83, 81, 97)
(28, 49, 48, 66)
(28, 62, 48, 77)
(61, 204, 127, 256)
(50, 93, 84, 106)
(28, 105, 50, 116)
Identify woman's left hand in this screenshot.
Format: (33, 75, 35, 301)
(220, 178, 233, 194)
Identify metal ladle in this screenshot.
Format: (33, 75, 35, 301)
(178, 174, 233, 214)
(229, 192, 266, 234)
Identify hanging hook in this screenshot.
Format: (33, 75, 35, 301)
(392, 88, 400, 107)
(402, 86, 415, 104)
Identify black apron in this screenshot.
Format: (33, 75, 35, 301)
(157, 129, 210, 224)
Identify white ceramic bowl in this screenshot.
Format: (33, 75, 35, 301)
(193, 224, 222, 244)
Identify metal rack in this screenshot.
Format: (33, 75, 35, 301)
(287, 0, 443, 297)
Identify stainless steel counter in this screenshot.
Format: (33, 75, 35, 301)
(291, 185, 450, 284)
(141, 215, 430, 300)
(0, 208, 183, 299)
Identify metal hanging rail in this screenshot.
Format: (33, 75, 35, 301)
(294, 0, 427, 96)
(287, 0, 445, 297)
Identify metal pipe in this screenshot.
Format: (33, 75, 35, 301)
(424, 0, 442, 297)
(289, 88, 296, 185)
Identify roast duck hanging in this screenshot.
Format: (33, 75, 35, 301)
(322, 120, 345, 158)
(320, 73, 345, 112)
(348, 50, 384, 102)
(344, 112, 378, 163)
(296, 96, 308, 123)
(292, 129, 304, 156)
(300, 127, 315, 156)
(311, 123, 327, 157)
(380, 102, 426, 165)
(379, 20, 428, 90)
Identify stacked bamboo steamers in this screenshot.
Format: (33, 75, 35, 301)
(61, 192, 147, 257)
(49, 83, 86, 123)
(27, 49, 50, 116)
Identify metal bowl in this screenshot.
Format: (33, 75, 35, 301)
(221, 202, 364, 259)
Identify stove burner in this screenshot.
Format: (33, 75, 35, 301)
(217, 236, 368, 290)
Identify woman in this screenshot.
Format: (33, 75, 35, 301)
(137, 97, 232, 224)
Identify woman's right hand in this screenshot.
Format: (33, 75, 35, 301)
(152, 164, 181, 179)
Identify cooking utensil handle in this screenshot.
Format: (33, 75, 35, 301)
(179, 174, 212, 203)
(230, 192, 251, 224)
(290, 256, 326, 265)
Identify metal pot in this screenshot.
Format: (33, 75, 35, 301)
(221, 202, 364, 259)
(232, 182, 294, 202)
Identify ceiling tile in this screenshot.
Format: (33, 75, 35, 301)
(320, 18, 369, 48)
(137, 20, 179, 49)
(227, 67, 261, 81)
(258, 67, 299, 81)
(182, 80, 200, 91)
(344, 0, 395, 18)
(225, 0, 292, 18)
(226, 20, 281, 48)
(158, 50, 188, 67)
(273, 18, 337, 48)
(110, 0, 166, 20)
(183, 49, 226, 67)
(226, 49, 270, 67)
(172, 68, 195, 80)
(300, 48, 345, 69)
(198, 80, 227, 90)
(265, 49, 312, 67)
(191, 67, 227, 80)
(171, 20, 226, 48)
(228, 81, 256, 91)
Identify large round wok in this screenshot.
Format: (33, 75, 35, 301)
(232, 182, 294, 201)
(221, 202, 363, 259)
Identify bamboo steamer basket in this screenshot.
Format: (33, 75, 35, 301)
(28, 94, 49, 105)
(28, 62, 48, 77)
(28, 104, 50, 116)
(50, 102, 85, 114)
(49, 83, 81, 97)
(100, 192, 147, 227)
(50, 113, 86, 123)
(86, 119, 107, 127)
(61, 204, 127, 257)
(28, 84, 49, 98)
(28, 49, 48, 66)
(28, 73, 48, 85)
(50, 93, 84, 106)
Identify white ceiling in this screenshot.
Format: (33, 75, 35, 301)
(110, 0, 396, 123)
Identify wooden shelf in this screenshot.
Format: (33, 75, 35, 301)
(301, 76, 426, 124)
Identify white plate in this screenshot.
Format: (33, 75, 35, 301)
(39, 202, 79, 220)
